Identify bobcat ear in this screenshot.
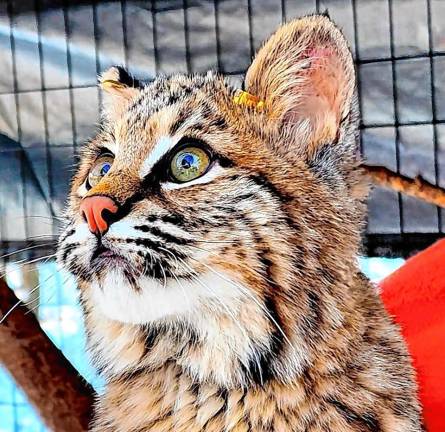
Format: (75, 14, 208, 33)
(245, 15, 356, 158)
(99, 66, 142, 121)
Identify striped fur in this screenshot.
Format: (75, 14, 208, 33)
(57, 15, 422, 432)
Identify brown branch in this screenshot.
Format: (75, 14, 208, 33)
(363, 165, 445, 208)
(0, 278, 95, 431)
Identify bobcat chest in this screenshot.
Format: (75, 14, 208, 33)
(92, 363, 387, 432)
(94, 364, 305, 431)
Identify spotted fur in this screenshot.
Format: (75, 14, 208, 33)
(57, 15, 422, 431)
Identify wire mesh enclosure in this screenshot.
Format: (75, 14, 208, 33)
(0, 0, 444, 259)
(0, 2, 444, 431)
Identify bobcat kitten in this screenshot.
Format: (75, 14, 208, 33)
(58, 15, 422, 432)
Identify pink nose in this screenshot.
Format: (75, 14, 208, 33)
(80, 196, 118, 235)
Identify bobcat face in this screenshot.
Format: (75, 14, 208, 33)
(58, 73, 298, 325)
(58, 15, 363, 341)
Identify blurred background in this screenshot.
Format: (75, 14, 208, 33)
(0, 0, 443, 430)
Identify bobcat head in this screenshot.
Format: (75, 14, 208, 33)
(58, 15, 365, 385)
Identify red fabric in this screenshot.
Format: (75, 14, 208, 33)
(380, 239, 445, 432)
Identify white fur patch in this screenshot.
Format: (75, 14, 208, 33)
(77, 182, 88, 198)
(68, 222, 92, 243)
(90, 271, 243, 324)
(162, 163, 225, 190)
(107, 218, 149, 239)
(104, 142, 118, 156)
(106, 218, 192, 246)
(139, 136, 178, 179)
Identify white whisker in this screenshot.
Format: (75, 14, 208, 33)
(0, 243, 56, 261)
(0, 270, 56, 325)
(0, 253, 57, 279)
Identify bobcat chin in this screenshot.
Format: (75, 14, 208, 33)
(58, 15, 422, 432)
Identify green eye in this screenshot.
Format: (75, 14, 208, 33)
(88, 154, 114, 189)
(170, 146, 210, 183)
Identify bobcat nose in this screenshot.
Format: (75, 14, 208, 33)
(80, 196, 119, 235)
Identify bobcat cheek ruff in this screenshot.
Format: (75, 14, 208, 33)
(57, 15, 422, 432)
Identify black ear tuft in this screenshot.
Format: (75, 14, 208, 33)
(320, 9, 330, 19)
(99, 66, 143, 121)
(113, 66, 142, 89)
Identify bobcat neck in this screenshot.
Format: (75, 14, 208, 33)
(83, 276, 311, 388)
(81, 245, 359, 386)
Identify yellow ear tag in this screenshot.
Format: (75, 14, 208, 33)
(101, 79, 127, 91)
(233, 90, 265, 110)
